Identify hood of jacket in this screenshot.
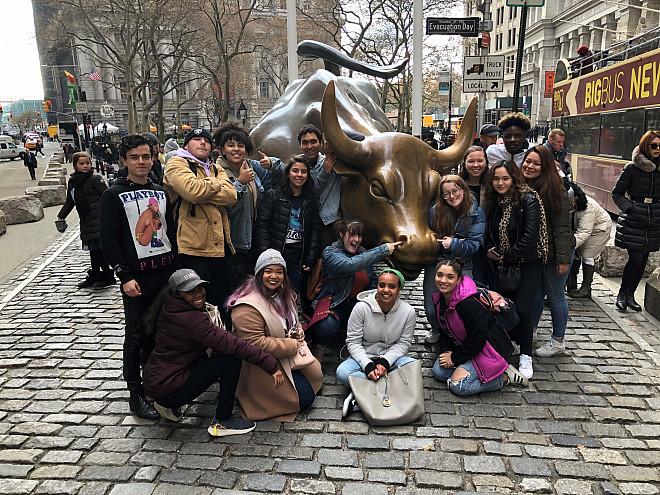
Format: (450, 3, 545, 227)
(432, 274, 478, 310)
(632, 146, 660, 173)
(164, 138, 179, 154)
(356, 288, 402, 314)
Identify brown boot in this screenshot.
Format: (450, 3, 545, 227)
(573, 263, 595, 299)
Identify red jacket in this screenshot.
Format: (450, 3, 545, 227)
(143, 294, 279, 398)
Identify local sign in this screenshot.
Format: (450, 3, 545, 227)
(463, 55, 505, 92)
(426, 17, 479, 37)
(506, 0, 545, 6)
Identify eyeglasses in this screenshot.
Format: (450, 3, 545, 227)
(650, 143, 659, 150)
(442, 189, 462, 199)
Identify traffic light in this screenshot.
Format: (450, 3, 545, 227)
(47, 101, 52, 112)
(9, 113, 12, 119)
(0, 104, 3, 113)
(42, 101, 49, 112)
(37, 111, 41, 116)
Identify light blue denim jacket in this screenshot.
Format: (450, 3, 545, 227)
(428, 199, 485, 270)
(316, 240, 390, 308)
(311, 155, 342, 226)
(217, 156, 284, 250)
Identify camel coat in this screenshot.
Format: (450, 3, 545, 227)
(231, 292, 323, 422)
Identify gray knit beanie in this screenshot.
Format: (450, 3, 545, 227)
(254, 249, 287, 275)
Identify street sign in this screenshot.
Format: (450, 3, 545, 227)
(506, 0, 545, 6)
(76, 102, 88, 114)
(426, 17, 479, 37)
(544, 71, 555, 98)
(438, 71, 450, 96)
(463, 55, 504, 93)
(481, 32, 491, 48)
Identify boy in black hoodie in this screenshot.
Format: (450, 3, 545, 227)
(100, 134, 176, 420)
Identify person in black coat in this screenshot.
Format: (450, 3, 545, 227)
(23, 149, 38, 180)
(57, 152, 115, 288)
(254, 154, 322, 294)
(612, 130, 660, 311)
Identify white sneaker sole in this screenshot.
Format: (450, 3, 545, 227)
(207, 423, 256, 437)
(154, 402, 183, 422)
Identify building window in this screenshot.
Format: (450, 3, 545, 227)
(259, 81, 270, 99)
(506, 55, 516, 74)
(512, 7, 517, 18)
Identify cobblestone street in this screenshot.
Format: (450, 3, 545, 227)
(0, 227, 659, 495)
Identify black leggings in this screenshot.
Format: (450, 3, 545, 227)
(89, 249, 111, 273)
(154, 353, 242, 421)
(621, 249, 650, 294)
(292, 370, 315, 411)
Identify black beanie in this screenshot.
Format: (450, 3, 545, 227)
(183, 128, 213, 148)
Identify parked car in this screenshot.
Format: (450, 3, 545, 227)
(0, 135, 26, 161)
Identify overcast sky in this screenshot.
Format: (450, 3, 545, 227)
(0, 0, 44, 100)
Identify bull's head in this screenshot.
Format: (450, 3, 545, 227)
(322, 80, 478, 279)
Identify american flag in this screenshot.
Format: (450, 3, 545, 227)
(88, 69, 101, 81)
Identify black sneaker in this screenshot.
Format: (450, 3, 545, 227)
(78, 270, 98, 288)
(154, 402, 183, 422)
(129, 394, 160, 420)
(91, 271, 116, 288)
(208, 415, 256, 437)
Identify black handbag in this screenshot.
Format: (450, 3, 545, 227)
(496, 263, 521, 291)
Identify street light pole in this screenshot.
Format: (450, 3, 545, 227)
(512, 6, 528, 112)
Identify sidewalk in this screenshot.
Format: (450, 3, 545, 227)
(0, 229, 659, 495)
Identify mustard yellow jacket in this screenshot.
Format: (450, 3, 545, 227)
(163, 155, 237, 257)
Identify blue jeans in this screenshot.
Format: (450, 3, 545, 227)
(532, 251, 574, 340)
(432, 359, 503, 396)
(308, 298, 356, 346)
(336, 356, 417, 387)
(423, 262, 472, 334)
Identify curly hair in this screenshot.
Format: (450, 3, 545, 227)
(458, 145, 488, 185)
(498, 112, 531, 132)
(119, 134, 150, 159)
(484, 160, 528, 209)
(639, 130, 660, 165)
(433, 175, 473, 238)
(279, 154, 316, 198)
(522, 146, 564, 213)
(213, 121, 254, 155)
(297, 124, 323, 144)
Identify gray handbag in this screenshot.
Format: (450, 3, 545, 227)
(348, 359, 425, 426)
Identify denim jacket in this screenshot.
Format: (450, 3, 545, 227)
(311, 155, 342, 226)
(217, 156, 284, 250)
(316, 240, 389, 308)
(428, 200, 485, 270)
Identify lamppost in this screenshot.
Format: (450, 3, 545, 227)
(238, 100, 247, 126)
(103, 123, 107, 140)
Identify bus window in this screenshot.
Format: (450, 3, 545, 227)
(598, 112, 624, 157)
(625, 109, 645, 160)
(563, 114, 599, 155)
(645, 108, 660, 133)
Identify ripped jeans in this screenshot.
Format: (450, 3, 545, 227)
(432, 359, 503, 396)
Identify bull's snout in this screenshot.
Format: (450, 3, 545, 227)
(386, 231, 441, 280)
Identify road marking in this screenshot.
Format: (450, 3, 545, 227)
(0, 226, 80, 312)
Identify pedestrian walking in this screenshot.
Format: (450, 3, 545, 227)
(35, 140, 45, 157)
(23, 148, 38, 180)
(612, 130, 660, 311)
(100, 134, 176, 420)
(57, 152, 115, 288)
(143, 268, 283, 436)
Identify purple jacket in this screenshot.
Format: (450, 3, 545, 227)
(433, 276, 509, 383)
(143, 294, 279, 398)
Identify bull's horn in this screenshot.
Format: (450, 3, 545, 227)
(322, 80, 370, 165)
(431, 96, 478, 171)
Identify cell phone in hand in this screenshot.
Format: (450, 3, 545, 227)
(454, 233, 465, 240)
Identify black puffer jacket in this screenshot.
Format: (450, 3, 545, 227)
(485, 192, 541, 265)
(58, 171, 107, 243)
(612, 147, 660, 253)
(254, 187, 322, 269)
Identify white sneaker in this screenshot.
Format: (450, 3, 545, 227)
(424, 330, 440, 344)
(535, 339, 566, 357)
(518, 354, 533, 380)
(342, 392, 360, 418)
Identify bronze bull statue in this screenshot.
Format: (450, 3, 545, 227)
(251, 42, 477, 279)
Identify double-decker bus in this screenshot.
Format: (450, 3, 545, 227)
(551, 28, 660, 213)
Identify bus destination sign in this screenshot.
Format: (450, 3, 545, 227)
(552, 48, 660, 117)
(426, 17, 479, 37)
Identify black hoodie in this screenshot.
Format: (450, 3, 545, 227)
(100, 177, 176, 284)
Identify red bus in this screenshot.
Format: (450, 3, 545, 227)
(551, 29, 660, 213)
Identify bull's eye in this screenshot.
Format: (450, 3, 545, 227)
(370, 181, 391, 201)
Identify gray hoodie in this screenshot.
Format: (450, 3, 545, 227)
(346, 289, 416, 371)
(164, 138, 180, 164)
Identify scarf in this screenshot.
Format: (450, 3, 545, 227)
(497, 185, 548, 264)
(173, 149, 211, 176)
(68, 170, 94, 219)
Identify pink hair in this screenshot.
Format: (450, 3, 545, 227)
(226, 271, 298, 321)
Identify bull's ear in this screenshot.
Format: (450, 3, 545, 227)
(333, 158, 362, 176)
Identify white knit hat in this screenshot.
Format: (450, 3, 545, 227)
(254, 249, 287, 274)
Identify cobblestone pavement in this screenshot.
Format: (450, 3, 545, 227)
(1, 228, 659, 495)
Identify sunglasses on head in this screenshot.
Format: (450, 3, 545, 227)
(650, 143, 659, 150)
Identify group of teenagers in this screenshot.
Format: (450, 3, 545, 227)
(56, 110, 660, 435)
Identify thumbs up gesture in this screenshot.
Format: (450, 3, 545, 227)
(238, 161, 255, 183)
(258, 151, 271, 169)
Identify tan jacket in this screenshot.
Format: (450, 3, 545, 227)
(163, 155, 237, 257)
(231, 292, 322, 422)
